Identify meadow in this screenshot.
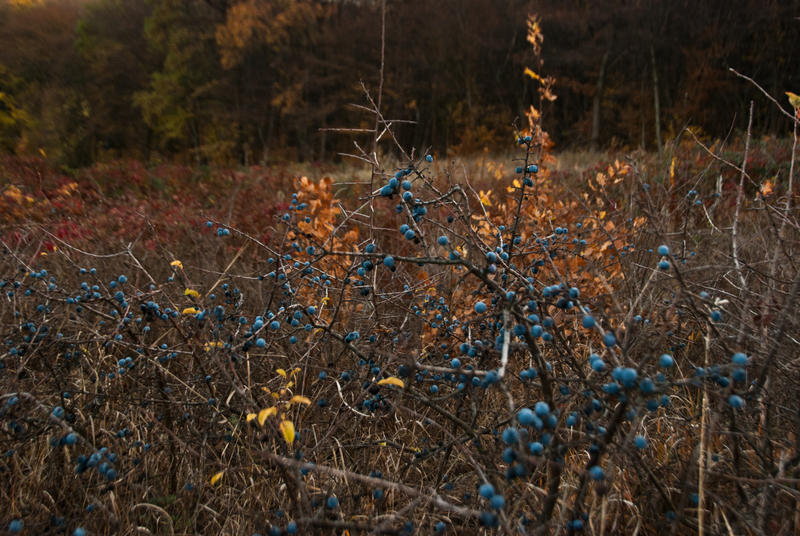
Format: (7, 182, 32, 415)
(2, 0, 800, 532)
(2, 117, 799, 535)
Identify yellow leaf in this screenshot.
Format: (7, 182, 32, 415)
(210, 471, 224, 485)
(669, 157, 676, 188)
(170, 260, 183, 270)
(184, 288, 200, 299)
(279, 420, 295, 445)
(289, 395, 311, 406)
(276, 368, 287, 379)
(479, 190, 492, 206)
(377, 377, 405, 388)
(182, 307, 199, 315)
(524, 67, 542, 82)
(258, 407, 277, 426)
(786, 91, 800, 110)
(246, 413, 257, 423)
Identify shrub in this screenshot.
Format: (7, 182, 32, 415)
(1, 78, 799, 536)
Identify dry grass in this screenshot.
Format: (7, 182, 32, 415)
(1, 135, 799, 535)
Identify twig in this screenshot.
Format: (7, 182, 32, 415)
(262, 452, 481, 518)
(731, 101, 753, 291)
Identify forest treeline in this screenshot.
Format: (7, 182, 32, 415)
(0, 0, 797, 167)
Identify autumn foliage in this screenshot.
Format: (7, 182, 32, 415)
(0, 0, 798, 166)
(2, 4, 800, 536)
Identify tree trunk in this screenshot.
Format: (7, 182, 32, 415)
(591, 48, 610, 151)
(651, 44, 663, 154)
(318, 121, 327, 162)
(640, 73, 646, 150)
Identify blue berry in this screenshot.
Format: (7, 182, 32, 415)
(566, 413, 578, 427)
(602, 332, 617, 347)
(489, 494, 505, 509)
(437, 235, 449, 246)
(659, 354, 674, 368)
(588, 466, 605, 480)
(501, 427, 519, 445)
(582, 315, 595, 329)
(634, 435, 648, 449)
(618, 367, 638, 388)
(732, 352, 748, 366)
(591, 359, 606, 372)
(534, 401, 550, 417)
(728, 395, 744, 409)
(474, 301, 487, 314)
(478, 483, 495, 499)
(517, 408, 536, 426)
(479, 511, 499, 528)
(326, 496, 339, 509)
(657, 245, 669, 256)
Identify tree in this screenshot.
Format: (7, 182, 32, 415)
(135, 0, 231, 162)
(75, 0, 154, 160)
